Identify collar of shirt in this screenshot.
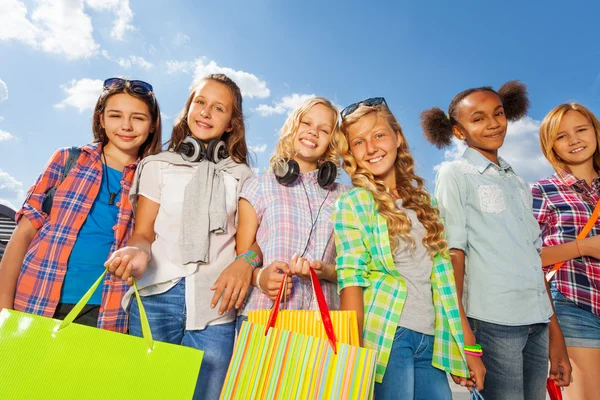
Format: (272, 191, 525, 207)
(462, 147, 513, 174)
(299, 168, 321, 185)
(555, 170, 600, 191)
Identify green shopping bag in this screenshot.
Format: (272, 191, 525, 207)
(0, 271, 203, 399)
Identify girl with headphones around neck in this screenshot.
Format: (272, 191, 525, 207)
(237, 97, 348, 328)
(105, 74, 256, 400)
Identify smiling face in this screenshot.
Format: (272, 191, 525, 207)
(100, 93, 153, 156)
(186, 80, 234, 143)
(552, 110, 598, 168)
(346, 111, 401, 187)
(453, 90, 508, 161)
(292, 103, 336, 171)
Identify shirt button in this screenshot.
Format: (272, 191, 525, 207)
(112, 226, 117, 231)
(120, 180, 125, 185)
(116, 202, 121, 207)
(99, 307, 104, 313)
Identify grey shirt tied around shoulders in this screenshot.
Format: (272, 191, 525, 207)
(130, 150, 253, 265)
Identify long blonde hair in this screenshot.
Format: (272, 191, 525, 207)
(269, 97, 342, 170)
(340, 104, 448, 257)
(539, 102, 600, 177)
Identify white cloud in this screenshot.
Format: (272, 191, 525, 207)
(55, 78, 103, 112)
(0, 0, 99, 60)
(101, 50, 152, 69)
(167, 58, 270, 99)
(174, 32, 190, 46)
(85, 0, 134, 40)
(433, 117, 554, 183)
(0, 79, 7, 102)
(166, 60, 195, 74)
(249, 144, 267, 153)
(0, 130, 16, 142)
(255, 93, 316, 116)
(191, 59, 270, 99)
(0, 169, 24, 204)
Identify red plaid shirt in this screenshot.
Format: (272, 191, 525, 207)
(532, 172, 600, 317)
(14, 143, 136, 332)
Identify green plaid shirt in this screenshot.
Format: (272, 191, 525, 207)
(332, 188, 469, 382)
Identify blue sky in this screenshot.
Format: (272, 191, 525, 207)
(1, 0, 600, 209)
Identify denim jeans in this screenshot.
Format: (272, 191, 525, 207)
(374, 327, 452, 400)
(551, 287, 600, 348)
(469, 318, 548, 400)
(129, 279, 235, 400)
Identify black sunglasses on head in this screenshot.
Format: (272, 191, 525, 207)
(341, 97, 388, 119)
(103, 77, 154, 95)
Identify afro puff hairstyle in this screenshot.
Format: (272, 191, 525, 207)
(421, 80, 530, 149)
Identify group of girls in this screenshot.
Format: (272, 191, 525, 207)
(0, 72, 598, 400)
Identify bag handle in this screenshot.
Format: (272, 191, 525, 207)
(58, 270, 154, 351)
(265, 268, 338, 353)
(546, 199, 600, 281)
(469, 387, 484, 400)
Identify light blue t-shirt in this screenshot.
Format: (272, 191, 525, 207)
(435, 147, 553, 325)
(61, 165, 121, 304)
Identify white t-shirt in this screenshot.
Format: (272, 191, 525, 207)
(122, 160, 239, 330)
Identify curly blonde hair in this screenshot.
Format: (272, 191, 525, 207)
(340, 104, 448, 257)
(269, 97, 342, 171)
(539, 102, 600, 177)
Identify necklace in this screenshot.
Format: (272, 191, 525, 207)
(101, 150, 122, 206)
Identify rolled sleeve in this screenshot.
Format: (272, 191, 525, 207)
(16, 149, 69, 230)
(332, 195, 371, 291)
(435, 164, 467, 251)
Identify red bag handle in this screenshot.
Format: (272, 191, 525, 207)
(546, 198, 600, 281)
(265, 268, 338, 353)
(546, 377, 563, 400)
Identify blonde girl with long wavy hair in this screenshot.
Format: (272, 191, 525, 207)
(532, 103, 600, 400)
(332, 98, 470, 399)
(237, 97, 348, 327)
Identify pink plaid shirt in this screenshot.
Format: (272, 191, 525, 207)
(240, 171, 348, 314)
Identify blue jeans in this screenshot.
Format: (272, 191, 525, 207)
(551, 287, 600, 348)
(129, 279, 235, 400)
(374, 327, 452, 400)
(469, 318, 548, 400)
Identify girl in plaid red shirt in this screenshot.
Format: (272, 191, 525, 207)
(0, 78, 162, 332)
(533, 103, 600, 400)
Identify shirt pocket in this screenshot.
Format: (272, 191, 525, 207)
(477, 184, 506, 214)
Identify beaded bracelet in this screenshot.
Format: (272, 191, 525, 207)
(236, 249, 262, 268)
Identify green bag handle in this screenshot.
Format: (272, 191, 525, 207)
(58, 270, 154, 350)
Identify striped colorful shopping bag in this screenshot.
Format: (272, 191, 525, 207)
(220, 269, 377, 399)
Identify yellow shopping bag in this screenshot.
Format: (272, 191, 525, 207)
(0, 270, 203, 400)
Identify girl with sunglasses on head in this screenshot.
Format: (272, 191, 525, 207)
(422, 81, 572, 400)
(105, 74, 255, 400)
(0, 78, 162, 333)
(237, 97, 347, 328)
(532, 103, 600, 400)
(333, 98, 472, 400)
